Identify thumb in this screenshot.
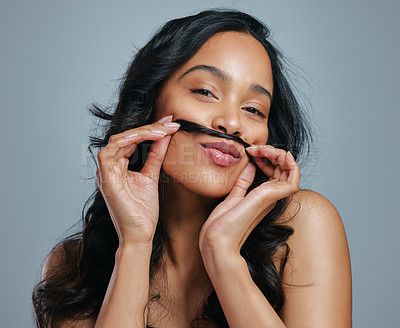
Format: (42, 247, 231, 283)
(227, 161, 256, 199)
(140, 135, 171, 182)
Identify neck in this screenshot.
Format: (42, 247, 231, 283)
(159, 175, 220, 278)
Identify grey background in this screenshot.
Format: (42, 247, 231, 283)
(1, 0, 399, 327)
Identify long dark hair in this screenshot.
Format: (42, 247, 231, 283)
(32, 9, 312, 328)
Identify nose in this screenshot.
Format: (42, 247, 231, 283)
(211, 106, 242, 137)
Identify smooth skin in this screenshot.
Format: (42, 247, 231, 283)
(42, 32, 352, 327)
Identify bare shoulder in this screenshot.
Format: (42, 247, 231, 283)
(279, 189, 350, 270)
(280, 189, 344, 232)
(276, 190, 352, 327)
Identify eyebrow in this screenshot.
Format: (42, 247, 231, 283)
(179, 64, 230, 82)
(178, 64, 272, 101)
(249, 83, 272, 101)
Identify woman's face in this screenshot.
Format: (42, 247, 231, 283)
(156, 31, 273, 198)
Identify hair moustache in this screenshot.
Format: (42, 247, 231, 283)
(173, 119, 258, 164)
(173, 119, 251, 147)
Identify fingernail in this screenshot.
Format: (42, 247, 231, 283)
(163, 122, 180, 128)
(150, 129, 167, 135)
(287, 151, 295, 160)
(157, 115, 173, 123)
(124, 132, 138, 139)
(245, 145, 258, 150)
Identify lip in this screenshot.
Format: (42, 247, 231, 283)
(202, 142, 241, 158)
(200, 141, 242, 167)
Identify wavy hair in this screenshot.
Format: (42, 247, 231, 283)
(32, 9, 312, 328)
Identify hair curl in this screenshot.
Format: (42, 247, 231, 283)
(32, 9, 312, 328)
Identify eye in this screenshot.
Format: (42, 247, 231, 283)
(243, 106, 267, 119)
(190, 88, 214, 97)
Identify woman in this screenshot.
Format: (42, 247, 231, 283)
(32, 9, 352, 328)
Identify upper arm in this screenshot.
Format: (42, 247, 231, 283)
(278, 190, 352, 327)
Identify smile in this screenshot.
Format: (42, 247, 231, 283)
(200, 141, 241, 167)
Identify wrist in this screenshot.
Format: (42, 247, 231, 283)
(200, 245, 245, 274)
(199, 239, 241, 260)
(116, 242, 153, 259)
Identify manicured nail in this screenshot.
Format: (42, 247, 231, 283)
(163, 122, 180, 128)
(124, 132, 138, 139)
(157, 115, 173, 123)
(287, 151, 295, 160)
(246, 145, 258, 150)
(150, 129, 167, 135)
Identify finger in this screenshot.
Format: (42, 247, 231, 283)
(269, 150, 298, 182)
(286, 151, 300, 185)
(248, 147, 298, 183)
(246, 145, 290, 171)
(248, 146, 286, 180)
(141, 135, 172, 182)
(114, 119, 179, 150)
(228, 161, 256, 198)
(280, 170, 289, 181)
(106, 118, 180, 163)
(261, 146, 288, 169)
(96, 117, 180, 183)
(254, 156, 275, 177)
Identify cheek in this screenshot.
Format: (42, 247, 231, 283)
(156, 90, 197, 122)
(263, 130, 269, 145)
(246, 127, 269, 146)
(162, 133, 199, 173)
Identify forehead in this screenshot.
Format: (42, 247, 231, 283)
(172, 31, 273, 90)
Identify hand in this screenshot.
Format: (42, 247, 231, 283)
(199, 145, 300, 256)
(95, 115, 180, 246)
